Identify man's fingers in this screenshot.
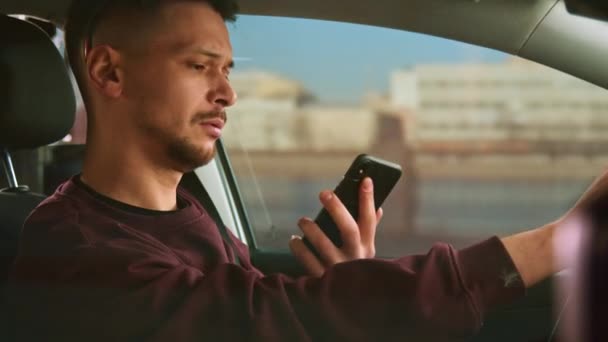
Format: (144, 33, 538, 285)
(298, 217, 342, 265)
(289, 236, 325, 277)
(358, 177, 377, 244)
(376, 208, 383, 223)
(573, 168, 608, 212)
(319, 190, 359, 248)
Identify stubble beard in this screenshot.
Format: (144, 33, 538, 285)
(139, 110, 227, 172)
(167, 134, 216, 172)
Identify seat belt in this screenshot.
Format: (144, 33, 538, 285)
(180, 171, 242, 266)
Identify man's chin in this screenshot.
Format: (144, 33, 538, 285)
(169, 142, 217, 173)
(188, 148, 216, 170)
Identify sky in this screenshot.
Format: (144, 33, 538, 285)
(228, 15, 509, 104)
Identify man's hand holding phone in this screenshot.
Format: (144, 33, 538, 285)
(289, 177, 383, 277)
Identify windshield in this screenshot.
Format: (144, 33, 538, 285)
(222, 15, 608, 255)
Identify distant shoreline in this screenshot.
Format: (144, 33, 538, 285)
(226, 148, 606, 181)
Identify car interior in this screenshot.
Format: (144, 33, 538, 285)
(1, 0, 608, 340)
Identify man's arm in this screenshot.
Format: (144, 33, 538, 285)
(16, 169, 608, 341)
(293, 161, 608, 289)
(289, 174, 553, 287)
(501, 168, 608, 288)
(9, 201, 518, 341)
(500, 222, 556, 288)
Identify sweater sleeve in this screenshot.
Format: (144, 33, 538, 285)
(8, 211, 524, 342)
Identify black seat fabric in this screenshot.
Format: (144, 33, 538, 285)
(0, 15, 76, 340)
(0, 13, 75, 273)
(0, 16, 75, 148)
(0, 192, 45, 283)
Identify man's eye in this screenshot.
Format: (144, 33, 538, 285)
(190, 63, 206, 71)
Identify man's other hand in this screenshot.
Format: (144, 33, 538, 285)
(562, 167, 608, 220)
(289, 177, 383, 277)
(501, 167, 608, 288)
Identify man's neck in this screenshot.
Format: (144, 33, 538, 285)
(81, 138, 182, 211)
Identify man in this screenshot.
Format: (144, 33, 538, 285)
(7, 0, 607, 340)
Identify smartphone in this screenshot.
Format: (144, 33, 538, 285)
(303, 154, 402, 252)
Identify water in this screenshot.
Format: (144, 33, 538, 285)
(417, 179, 588, 235)
(236, 176, 592, 254)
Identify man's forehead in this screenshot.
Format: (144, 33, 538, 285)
(172, 42, 234, 67)
(127, 8, 233, 59)
(86, 1, 233, 62)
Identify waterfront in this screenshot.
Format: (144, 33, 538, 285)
(229, 151, 601, 256)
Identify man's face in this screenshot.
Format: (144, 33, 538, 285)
(118, 2, 236, 171)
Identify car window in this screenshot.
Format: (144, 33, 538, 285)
(223, 15, 608, 256)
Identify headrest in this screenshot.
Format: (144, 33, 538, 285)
(0, 15, 76, 149)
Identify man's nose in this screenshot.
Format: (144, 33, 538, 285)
(208, 75, 237, 108)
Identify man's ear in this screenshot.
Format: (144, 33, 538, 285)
(86, 45, 123, 98)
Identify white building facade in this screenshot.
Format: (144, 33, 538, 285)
(390, 58, 608, 151)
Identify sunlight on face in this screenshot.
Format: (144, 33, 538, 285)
(119, 1, 236, 172)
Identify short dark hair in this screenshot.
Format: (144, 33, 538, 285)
(65, 0, 238, 105)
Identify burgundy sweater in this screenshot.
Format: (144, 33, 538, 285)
(7, 177, 524, 341)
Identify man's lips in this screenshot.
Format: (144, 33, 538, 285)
(202, 118, 225, 129)
(200, 118, 225, 138)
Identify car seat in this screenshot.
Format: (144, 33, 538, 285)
(0, 14, 75, 339)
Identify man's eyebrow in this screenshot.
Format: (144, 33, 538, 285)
(192, 48, 235, 69)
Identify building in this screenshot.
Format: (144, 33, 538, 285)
(224, 70, 379, 152)
(390, 57, 608, 155)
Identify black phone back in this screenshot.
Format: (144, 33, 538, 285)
(313, 154, 402, 248)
